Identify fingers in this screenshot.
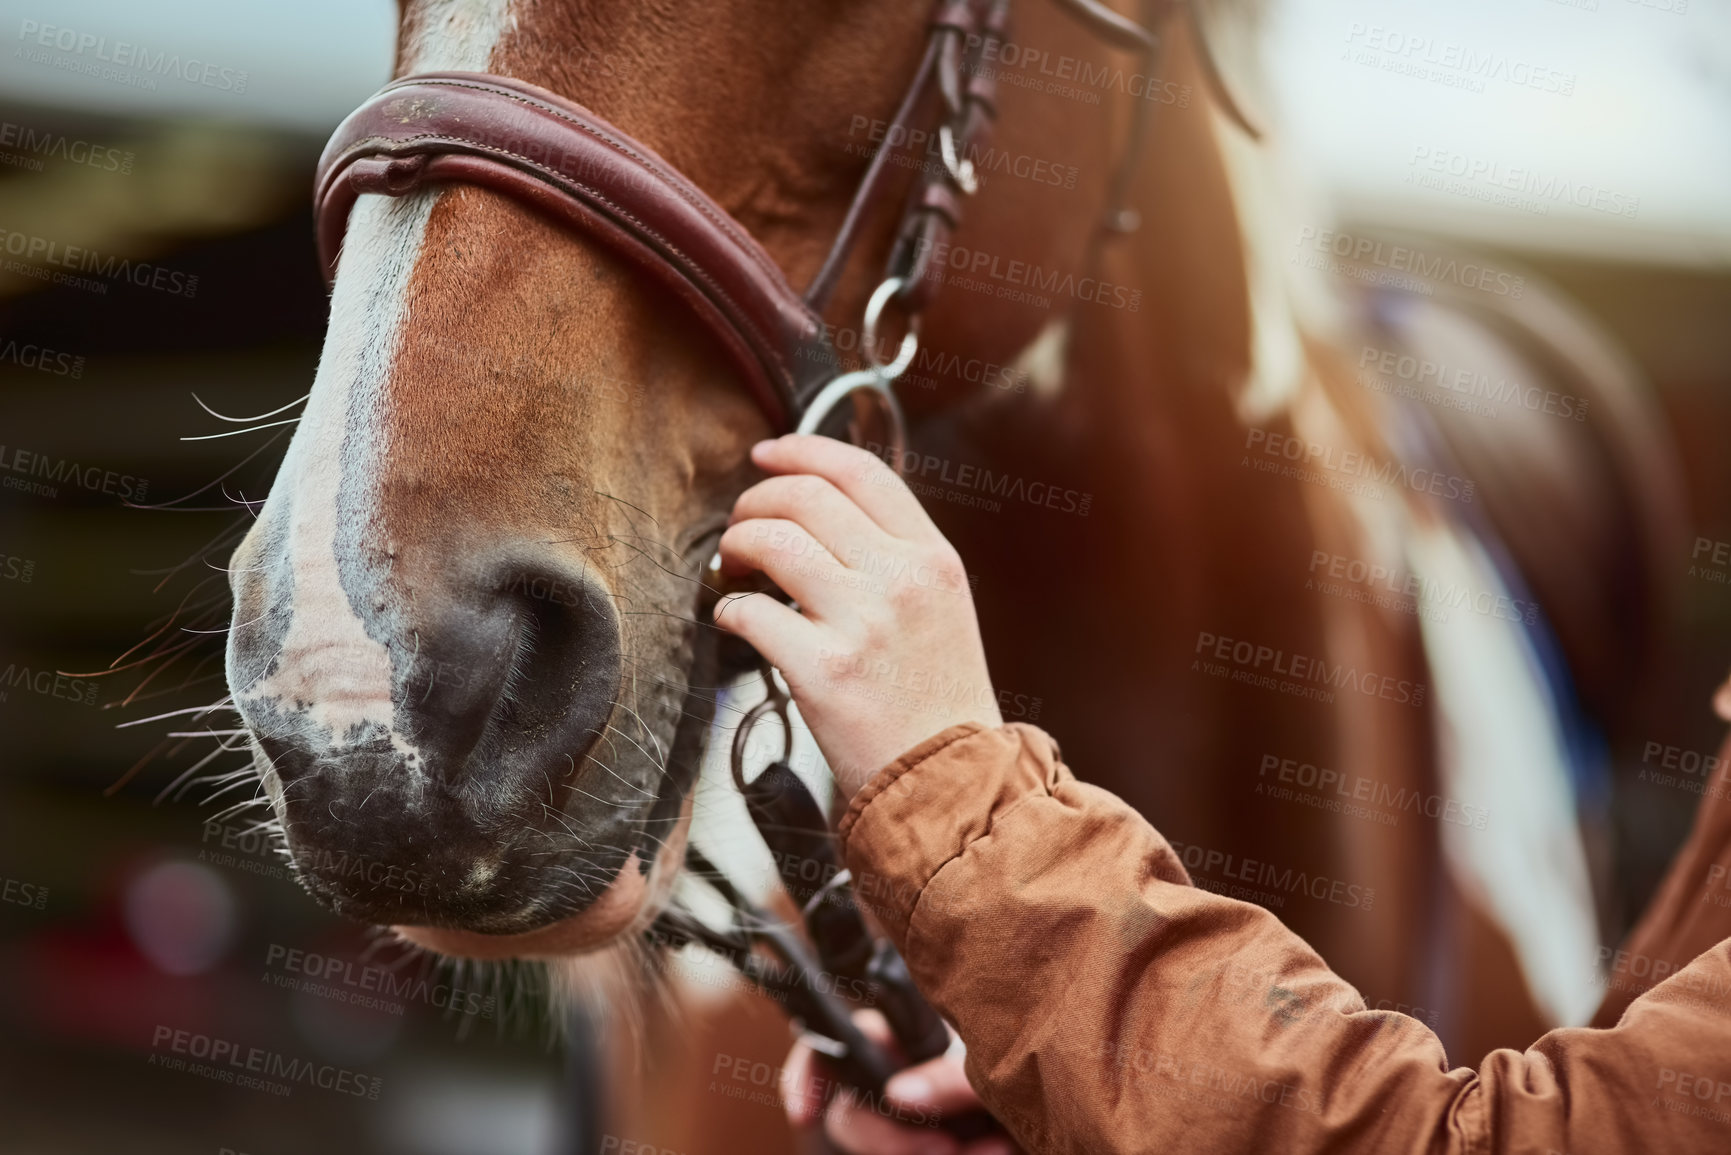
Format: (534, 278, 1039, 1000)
(752, 434, 936, 542)
(710, 589, 821, 673)
(729, 473, 896, 564)
(886, 1052, 986, 1116)
(884, 1057, 1019, 1155)
(780, 1037, 827, 1129)
(825, 1090, 959, 1155)
(781, 1013, 889, 1131)
(716, 517, 851, 613)
(783, 1013, 1017, 1155)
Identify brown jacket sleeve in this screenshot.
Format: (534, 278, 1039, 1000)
(838, 722, 1731, 1155)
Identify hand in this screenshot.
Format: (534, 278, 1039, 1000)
(782, 1010, 1018, 1155)
(714, 435, 1002, 798)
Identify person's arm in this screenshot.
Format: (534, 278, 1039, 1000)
(716, 435, 1731, 1155)
(839, 718, 1731, 1154)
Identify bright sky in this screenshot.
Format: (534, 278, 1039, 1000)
(0, 0, 397, 129)
(1266, 0, 1731, 263)
(2, 0, 1725, 265)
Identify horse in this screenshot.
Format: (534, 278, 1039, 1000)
(207, 0, 1685, 1148)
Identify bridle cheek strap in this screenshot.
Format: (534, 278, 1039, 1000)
(313, 72, 836, 431)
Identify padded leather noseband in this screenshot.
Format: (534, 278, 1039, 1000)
(315, 71, 833, 429)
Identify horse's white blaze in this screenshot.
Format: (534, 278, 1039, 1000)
(242, 193, 437, 772)
(240, 2, 517, 774)
(400, 0, 517, 73)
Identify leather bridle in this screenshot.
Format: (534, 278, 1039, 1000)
(310, 0, 1257, 1131)
(310, 0, 1253, 462)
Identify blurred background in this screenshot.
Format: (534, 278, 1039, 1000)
(0, 0, 1727, 1152)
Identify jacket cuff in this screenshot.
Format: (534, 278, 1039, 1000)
(837, 722, 1065, 944)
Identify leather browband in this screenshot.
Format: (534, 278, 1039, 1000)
(314, 71, 834, 429)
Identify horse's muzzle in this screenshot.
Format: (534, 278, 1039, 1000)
(226, 541, 667, 933)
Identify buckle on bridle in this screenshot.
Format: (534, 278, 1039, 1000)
(797, 276, 914, 468)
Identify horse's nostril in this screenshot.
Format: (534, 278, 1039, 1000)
(388, 559, 623, 786)
(486, 563, 621, 757)
(229, 545, 635, 929)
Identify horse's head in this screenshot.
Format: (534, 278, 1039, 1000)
(225, 0, 1130, 957)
